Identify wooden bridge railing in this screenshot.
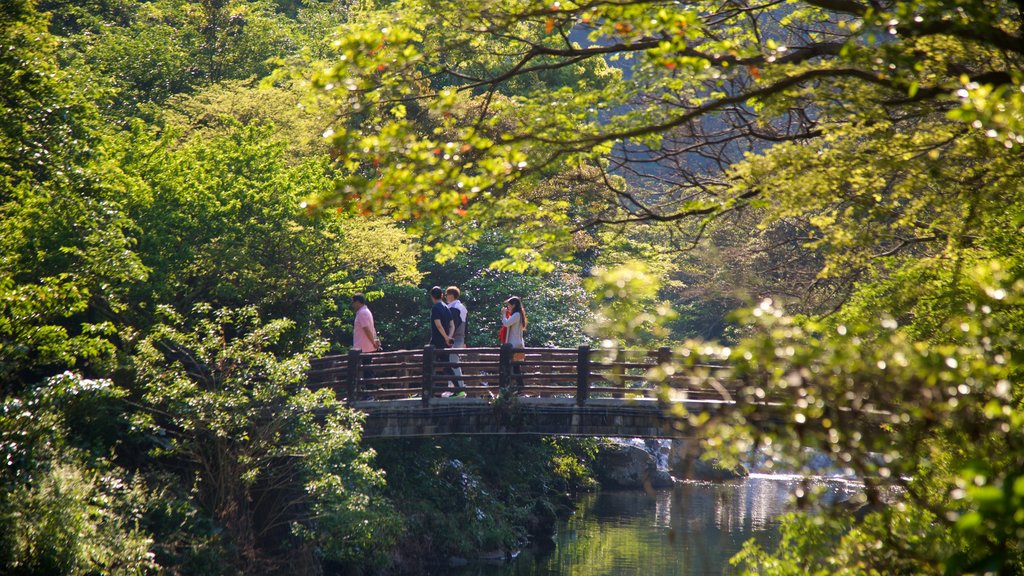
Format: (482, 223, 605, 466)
(307, 345, 737, 406)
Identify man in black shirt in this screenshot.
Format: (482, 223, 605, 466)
(429, 286, 454, 348)
(428, 286, 459, 395)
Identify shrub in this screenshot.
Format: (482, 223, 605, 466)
(0, 372, 156, 575)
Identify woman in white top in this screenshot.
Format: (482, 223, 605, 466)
(501, 297, 527, 388)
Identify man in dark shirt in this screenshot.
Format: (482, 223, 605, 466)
(429, 286, 454, 348)
(428, 286, 458, 395)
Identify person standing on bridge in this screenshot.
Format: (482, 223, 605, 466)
(351, 293, 380, 381)
(429, 286, 463, 395)
(501, 296, 527, 389)
(351, 293, 380, 352)
(445, 286, 467, 389)
(429, 286, 454, 348)
(445, 286, 468, 348)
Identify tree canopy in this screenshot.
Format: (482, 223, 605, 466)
(2, 0, 1024, 573)
(307, 0, 1024, 572)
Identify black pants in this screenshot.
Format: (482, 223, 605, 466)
(434, 348, 456, 380)
(361, 356, 375, 385)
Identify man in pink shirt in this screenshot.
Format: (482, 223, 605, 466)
(351, 293, 380, 352)
(351, 293, 380, 384)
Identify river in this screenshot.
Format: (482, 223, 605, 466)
(436, 475, 859, 576)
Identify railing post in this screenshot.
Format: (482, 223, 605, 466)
(498, 343, 513, 392)
(657, 346, 672, 380)
(612, 348, 625, 399)
(346, 348, 362, 404)
(421, 345, 435, 406)
(576, 345, 590, 406)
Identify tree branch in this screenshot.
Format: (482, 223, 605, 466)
(546, 67, 889, 147)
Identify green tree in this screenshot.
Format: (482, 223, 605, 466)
(112, 118, 425, 352)
(162, 79, 331, 161)
(134, 305, 399, 573)
(1, 0, 146, 392)
(55, 0, 303, 113)
(683, 260, 1024, 573)
(1, 0, 98, 186)
(2, 3, 441, 574)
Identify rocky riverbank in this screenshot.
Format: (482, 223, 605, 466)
(592, 439, 748, 490)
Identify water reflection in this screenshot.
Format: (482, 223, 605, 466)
(441, 476, 857, 576)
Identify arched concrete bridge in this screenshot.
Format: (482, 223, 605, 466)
(308, 345, 760, 439)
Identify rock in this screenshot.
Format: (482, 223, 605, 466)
(645, 468, 675, 489)
(527, 499, 558, 538)
(477, 549, 513, 563)
(668, 438, 749, 481)
(594, 443, 664, 489)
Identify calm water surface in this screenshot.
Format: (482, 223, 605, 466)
(443, 475, 858, 576)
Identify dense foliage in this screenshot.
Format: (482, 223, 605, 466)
(4, 0, 1024, 573)
(1, 1, 605, 573)
(370, 436, 599, 569)
(306, 0, 1024, 573)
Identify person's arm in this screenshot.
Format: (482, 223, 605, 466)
(360, 325, 379, 350)
(447, 319, 455, 341)
(433, 318, 448, 338)
(501, 312, 520, 327)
